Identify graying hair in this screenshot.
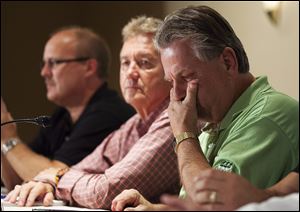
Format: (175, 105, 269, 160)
(122, 16, 163, 42)
(50, 26, 111, 78)
(155, 6, 249, 73)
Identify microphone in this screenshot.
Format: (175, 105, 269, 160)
(1, 115, 51, 128)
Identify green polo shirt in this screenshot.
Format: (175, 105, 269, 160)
(180, 76, 299, 198)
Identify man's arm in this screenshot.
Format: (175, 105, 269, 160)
(1, 153, 22, 189)
(266, 171, 299, 197)
(176, 138, 211, 194)
(2, 140, 68, 190)
(168, 81, 211, 200)
(55, 113, 179, 209)
(1, 98, 68, 190)
(3, 108, 178, 209)
(111, 169, 299, 211)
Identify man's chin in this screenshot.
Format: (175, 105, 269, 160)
(46, 93, 59, 104)
(125, 96, 145, 108)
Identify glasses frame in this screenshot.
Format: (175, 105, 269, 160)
(41, 57, 90, 70)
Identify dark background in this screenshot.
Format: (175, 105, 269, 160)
(1, 1, 165, 142)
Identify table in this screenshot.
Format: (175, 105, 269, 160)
(1, 199, 107, 211)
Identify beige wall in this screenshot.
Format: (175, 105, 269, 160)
(164, 1, 299, 100)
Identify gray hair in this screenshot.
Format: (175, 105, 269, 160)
(155, 6, 249, 73)
(50, 26, 111, 78)
(122, 16, 163, 42)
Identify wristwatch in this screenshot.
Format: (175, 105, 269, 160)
(173, 132, 198, 153)
(1, 138, 20, 155)
(55, 167, 70, 186)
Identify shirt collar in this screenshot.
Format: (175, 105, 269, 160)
(201, 122, 220, 135)
(142, 97, 169, 126)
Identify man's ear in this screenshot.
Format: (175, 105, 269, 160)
(85, 58, 99, 77)
(221, 47, 237, 72)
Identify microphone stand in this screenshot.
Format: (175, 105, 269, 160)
(1, 116, 51, 128)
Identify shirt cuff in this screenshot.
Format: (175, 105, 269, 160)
(56, 168, 85, 204)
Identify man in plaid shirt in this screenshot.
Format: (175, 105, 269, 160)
(4, 16, 180, 209)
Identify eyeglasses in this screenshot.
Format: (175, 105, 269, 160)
(41, 57, 90, 70)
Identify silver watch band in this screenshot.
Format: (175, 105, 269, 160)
(1, 139, 20, 155)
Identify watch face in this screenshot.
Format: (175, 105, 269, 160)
(1, 139, 19, 155)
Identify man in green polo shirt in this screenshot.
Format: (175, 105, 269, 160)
(157, 5, 298, 199)
(110, 5, 298, 211)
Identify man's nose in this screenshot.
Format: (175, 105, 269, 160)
(40, 64, 51, 78)
(127, 62, 139, 79)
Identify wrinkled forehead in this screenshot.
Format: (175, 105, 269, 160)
(120, 34, 158, 58)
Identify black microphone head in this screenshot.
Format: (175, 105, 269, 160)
(34, 116, 51, 128)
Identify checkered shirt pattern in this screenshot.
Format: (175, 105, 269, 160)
(55, 99, 180, 209)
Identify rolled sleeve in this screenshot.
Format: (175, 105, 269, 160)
(54, 109, 180, 209)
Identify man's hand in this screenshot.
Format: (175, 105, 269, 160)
(4, 181, 55, 207)
(1, 97, 8, 113)
(1, 97, 18, 142)
(34, 167, 61, 183)
(111, 189, 158, 211)
(161, 169, 271, 211)
(168, 80, 199, 136)
(4, 167, 61, 207)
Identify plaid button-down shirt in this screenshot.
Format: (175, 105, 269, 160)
(56, 99, 180, 209)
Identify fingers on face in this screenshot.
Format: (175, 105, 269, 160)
(170, 81, 198, 103)
(169, 88, 177, 102)
(184, 80, 198, 104)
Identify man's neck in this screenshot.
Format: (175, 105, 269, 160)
(68, 105, 86, 123)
